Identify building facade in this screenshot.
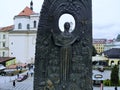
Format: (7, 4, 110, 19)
(93, 39, 107, 54)
(0, 25, 13, 57)
(9, 6, 39, 63)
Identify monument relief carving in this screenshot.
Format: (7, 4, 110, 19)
(34, 0, 92, 90)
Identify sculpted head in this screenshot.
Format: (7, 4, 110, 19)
(64, 22, 70, 32)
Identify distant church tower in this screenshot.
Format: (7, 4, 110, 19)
(30, 0, 33, 10)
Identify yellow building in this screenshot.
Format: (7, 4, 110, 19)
(103, 48, 120, 66)
(108, 58, 119, 66)
(93, 39, 107, 54)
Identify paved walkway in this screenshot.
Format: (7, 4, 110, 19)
(0, 70, 120, 90)
(93, 86, 120, 90)
(0, 76, 33, 90)
(0, 76, 120, 90)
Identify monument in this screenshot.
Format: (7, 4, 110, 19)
(34, 0, 92, 90)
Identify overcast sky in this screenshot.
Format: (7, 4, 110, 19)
(0, 0, 120, 39)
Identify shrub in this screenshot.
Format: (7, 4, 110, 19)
(110, 65, 119, 86)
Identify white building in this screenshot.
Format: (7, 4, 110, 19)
(9, 4, 39, 63)
(0, 25, 13, 57)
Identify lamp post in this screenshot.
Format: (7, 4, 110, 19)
(100, 81, 103, 90)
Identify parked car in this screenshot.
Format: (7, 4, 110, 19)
(17, 75, 28, 82)
(97, 66, 104, 72)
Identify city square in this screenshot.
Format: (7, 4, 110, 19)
(0, 70, 120, 90)
(0, 0, 120, 90)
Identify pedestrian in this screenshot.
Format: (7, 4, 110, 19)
(13, 80, 16, 87)
(17, 74, 19, 78)
(31, 72, 33, 77)
(115, 86, 117, 90)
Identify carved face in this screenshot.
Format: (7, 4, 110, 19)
(64, 22, 70, 32)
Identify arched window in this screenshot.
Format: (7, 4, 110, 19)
(18, 23, 22, 29)
(27, 24, 30, 29)
(111, 61, 114, 63)
(111, 61, 114, 66)
(33, 21, 37, 28)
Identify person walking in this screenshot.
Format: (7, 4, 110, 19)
(13, 80, 16, 87)
(115, 86, 117, 90)
(17, 74, 19, 78)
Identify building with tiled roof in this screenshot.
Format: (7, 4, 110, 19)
(0, 1, 39, 64)
(13, 4, 39, 31)
(0, 25, 14, 57)
(17, 6, 35, 16)
(102, 48, 120, 66)
(8, 1, 39, 63)
(93, 39, 107, 54)
(0, 25, 14, 32)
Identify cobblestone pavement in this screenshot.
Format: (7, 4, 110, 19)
(0, 70, 120, 90)
(0, 76, 120, 90)
(0, 76, 33, 90)
(93, 86, 120, 90)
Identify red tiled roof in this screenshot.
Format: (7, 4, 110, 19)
(107, 39, 114, 44)
(0, 25, 14, 32)
(18, 6, 35, 16)
(93, 39, 107, 44)
(0, 57, 15, 63)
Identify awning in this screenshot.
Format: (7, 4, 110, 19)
(0, 64, 6, 70)
(92, 55, 108, 61)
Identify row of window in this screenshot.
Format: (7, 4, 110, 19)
(94, 44, 105, 47)
(95, 47, 104, 50)
(110, 61, 119, 65)
(18, 21, 37, 29)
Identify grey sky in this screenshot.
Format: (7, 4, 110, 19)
(0, 0, 120, 39)
(92, 0, 120, 39)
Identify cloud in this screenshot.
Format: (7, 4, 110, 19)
(93, 24, 120, 39)
(92, 0, 120, 39)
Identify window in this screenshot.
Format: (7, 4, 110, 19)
(3, 34, 6, 39)
(111, 61, 114, 66)
(2, 42, 6, 47)
(33, 21, 37, 28)
(27, 24, 30, 29)
(18, 23, 22, 29)
(0, 52, 1, 57)
(11, 42, 13, 45)
(11, 52, 13, 55)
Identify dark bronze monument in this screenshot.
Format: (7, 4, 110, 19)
(34, 0, 92, 90)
